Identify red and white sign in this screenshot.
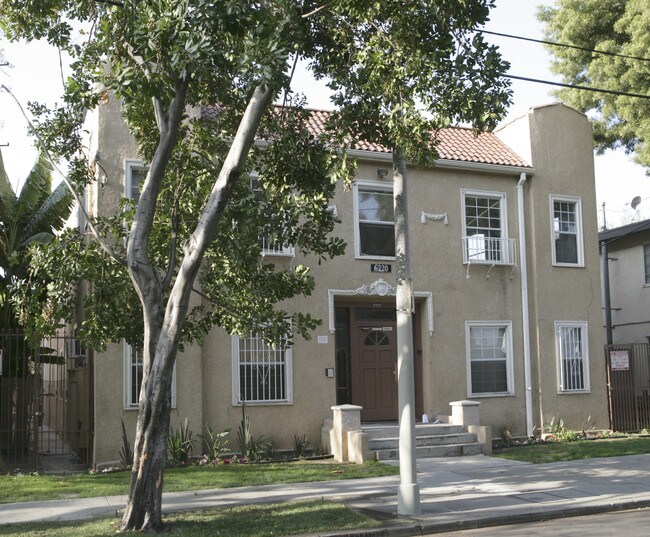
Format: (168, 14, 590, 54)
(611, 350, 630, 371)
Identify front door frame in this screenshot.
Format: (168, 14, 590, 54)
(336, 298, 424, 421)
(328, 278, 434, 337)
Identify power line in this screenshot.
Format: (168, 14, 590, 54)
(504, 74, 650, 100)
(480, 29, 650, 64)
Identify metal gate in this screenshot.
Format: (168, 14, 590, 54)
(605, 343, 650, 432)
(0, 330, 92, 473)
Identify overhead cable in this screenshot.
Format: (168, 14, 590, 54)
(504, 74, 650, 100)
(480, 29, 650, 64)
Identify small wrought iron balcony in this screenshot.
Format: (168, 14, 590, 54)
(261, 237, 295, 257)
(462, 235, 517, 266)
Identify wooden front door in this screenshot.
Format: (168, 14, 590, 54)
(352, 311, 398, 421)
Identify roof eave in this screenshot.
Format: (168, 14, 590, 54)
(346, 148, 534, 177)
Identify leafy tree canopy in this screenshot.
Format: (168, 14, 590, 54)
(1, 1, 511, 531)
(538, 0, 650, 168)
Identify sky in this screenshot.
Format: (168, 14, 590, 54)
(0, 0, 648, 229)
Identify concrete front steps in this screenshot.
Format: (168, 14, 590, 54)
(362, 422, 484, 461)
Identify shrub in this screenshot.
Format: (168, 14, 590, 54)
(119, 420, 133, 467)
(545, 417, 580, 442)
(199, 424, 230, 461)
(292, 434, 310, 459)
(237, 402, 273, 462)
(168, 418, 196, 464)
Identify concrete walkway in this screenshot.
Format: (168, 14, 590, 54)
(2, 454, 650, 535)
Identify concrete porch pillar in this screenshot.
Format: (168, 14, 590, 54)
(449, 400, 481, 428)
(330, 404, 362, 462)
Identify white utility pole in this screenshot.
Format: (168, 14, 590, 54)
(393, 151, 421, 515)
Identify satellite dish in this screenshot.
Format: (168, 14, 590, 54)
(631, 196, 642, 210)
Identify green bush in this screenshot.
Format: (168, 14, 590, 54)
(545, 417, 580, 442)
(168, 418, 196, 464)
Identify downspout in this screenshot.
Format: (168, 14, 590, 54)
(516, 172, 534, 437)
(601, 239, 613, 345)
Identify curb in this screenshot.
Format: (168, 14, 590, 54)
(311, 497, 650, 536)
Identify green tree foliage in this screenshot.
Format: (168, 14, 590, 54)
(310, 0, 511, 157)
(0, 149, 72, 328)
(538, 0, 650, 168)
(1, 0, 510, 531)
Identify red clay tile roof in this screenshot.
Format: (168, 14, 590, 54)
(201, 105, 530, 168)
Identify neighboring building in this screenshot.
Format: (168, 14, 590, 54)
(82, 100, 607, 465)
(598, 220, 650, 432)
(599, 220, 650, 344)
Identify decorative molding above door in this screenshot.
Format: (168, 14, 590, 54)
(328, 278, 434, 336)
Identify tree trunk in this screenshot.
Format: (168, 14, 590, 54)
(119, 83, 275, 532)
(120, 344, 172, 531)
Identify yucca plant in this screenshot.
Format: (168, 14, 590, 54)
(168, 418, 195, 464)
(119, 420, 134, 467)
(199, 424, 230, 460)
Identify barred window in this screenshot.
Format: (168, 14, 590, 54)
(556, 322, 590, 392)
(124, 344, 176, 409)
(125, 345, 143, 408)
(232, 333, 293, 404)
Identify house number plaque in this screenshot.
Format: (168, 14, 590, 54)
(370, 263, 391, 273)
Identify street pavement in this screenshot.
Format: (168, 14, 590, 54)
(1, 454, 650, 535)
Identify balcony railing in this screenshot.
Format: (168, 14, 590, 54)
(261, 236, 294, 257)
(462, 235, 516, 266)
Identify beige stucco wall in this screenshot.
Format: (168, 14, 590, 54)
(89, 100, 608, 465)
(513, 104, 608, 432)
(90, 97, 205, 465)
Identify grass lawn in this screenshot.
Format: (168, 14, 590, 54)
(493, 436, 650, 464)
(0, 499, 380, 537)
(0, 460, 398, 504)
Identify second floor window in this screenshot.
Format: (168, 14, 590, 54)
(462, 190, 509, 264)
(643, 244, 650, 285)
(125, 160, 146, 203)
(355, 181, 395, 258)
(250, 175, 294, 257)
(551, 196, 583, 266)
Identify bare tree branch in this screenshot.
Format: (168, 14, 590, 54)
(302, 2, 331, 18)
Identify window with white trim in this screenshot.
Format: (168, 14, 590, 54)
(643, 244, 650, 285)
(125, 160, 147, 203)
(250, 175, 294, 257)
(551, 196, 584, 266)
(232, 333, 293, 404)
(465, 321, 514, 397)
(124, 344, 176, 409)
(555, 321, 590, 392)
(354, 180, 395, 258)
(462, 190, 510, 264)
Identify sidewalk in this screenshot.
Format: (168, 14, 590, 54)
(1, 454, 650, 535)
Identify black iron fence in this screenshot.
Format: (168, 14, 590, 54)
(605, 343, 650, 432)
(0, 330, 92, 473)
